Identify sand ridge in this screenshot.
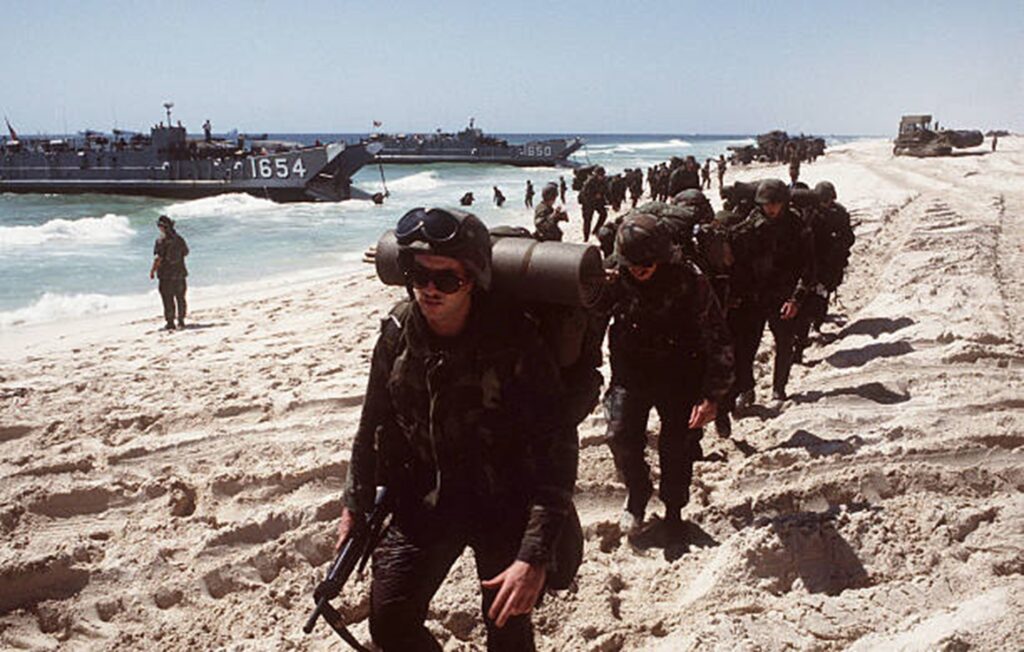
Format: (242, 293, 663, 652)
(1, 138, 1022, 651)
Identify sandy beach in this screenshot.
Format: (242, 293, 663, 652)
(2, 137, 1022, 650)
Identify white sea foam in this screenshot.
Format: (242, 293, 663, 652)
(607, 138, 693, 153)
(0, 214, 136, 249)
(385, 171, 445, 193)
(0, 291, 154, 328)
(164, 193, 278, 219)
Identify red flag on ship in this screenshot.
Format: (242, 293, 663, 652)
(4, 116, 17, 141)
(372, 120, 382, 128)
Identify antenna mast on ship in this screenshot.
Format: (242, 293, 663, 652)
(163, 101, 174, 126)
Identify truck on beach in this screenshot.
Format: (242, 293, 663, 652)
(0, 114, 382, 203)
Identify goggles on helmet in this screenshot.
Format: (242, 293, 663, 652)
(395, 207, 461, 246)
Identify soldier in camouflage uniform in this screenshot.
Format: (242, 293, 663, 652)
(793, 181, 855, 362)
(533, 183, 568, 242)
(727, 180, 815, 409)
(338, 208, 577, 651)
(597, 214, 733, 531)
(580, 166, 608, 241)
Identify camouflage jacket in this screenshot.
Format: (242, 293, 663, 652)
(730, 206, 816, 308)
(596, 262, 734, 402)
(533, 203, 564, 242)
(342, 295, 578, 565)
(581, 174, 607, 206)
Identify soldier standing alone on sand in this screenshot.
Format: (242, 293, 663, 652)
(534, 183, 568, 242)
(525, 180, 535, 208)
(559, 175, 567, 203)
(493, 186, 506, 207)
(336, 208, 577, 651)
(701, 159, 712, 190)
(597, 213, 733, 533)
(717, 155, 727, 188)
(149, 215, 189, 331)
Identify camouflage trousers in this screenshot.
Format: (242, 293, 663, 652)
(370, 514, 535, 652)
(158, 277, 187, 326)
(581, 203, 608, 241)
(603, 384, 703, 516)
(794, 293, 829, 356)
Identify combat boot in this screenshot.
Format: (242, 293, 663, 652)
(736, 389, 755, 411)
(714, 412, 732, 438)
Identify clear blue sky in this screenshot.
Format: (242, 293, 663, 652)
(2, 0, 1020, 135)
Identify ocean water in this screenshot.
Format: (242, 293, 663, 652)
(0, 133, 860, 328)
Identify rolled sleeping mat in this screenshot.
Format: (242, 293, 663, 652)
(374, 230, 606, 308)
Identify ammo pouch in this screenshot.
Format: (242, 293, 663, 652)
(547, 503, 584, 590)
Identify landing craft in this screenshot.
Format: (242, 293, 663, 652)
(0, 108, 381, 202)
(363, 119, 583, 167)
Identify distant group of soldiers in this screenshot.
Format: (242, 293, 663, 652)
(728, 130, 826, 166)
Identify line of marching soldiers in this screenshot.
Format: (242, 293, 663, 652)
(533, 166, 855, 531)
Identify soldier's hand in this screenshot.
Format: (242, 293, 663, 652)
(780, 300, 799, 320)
(149, 270, 155, 280)
(334, 507, 356, 554)
(689, 399, 717, 429)
(481, 560, 546, 628)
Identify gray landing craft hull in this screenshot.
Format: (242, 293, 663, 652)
(1, 130, 380, 202)
(366, 130, 584, 167)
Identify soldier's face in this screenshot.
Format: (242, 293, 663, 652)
(411, 254, 473, 322)
(628, 263, 658, 282)
(764, 202, 784, 219)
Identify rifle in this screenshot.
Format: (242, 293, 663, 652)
(304, 487, 391, 650)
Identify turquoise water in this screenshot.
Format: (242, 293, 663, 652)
(0, 134, 862, 327)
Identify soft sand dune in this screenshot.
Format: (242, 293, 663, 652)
(1, 138, 1022, 651)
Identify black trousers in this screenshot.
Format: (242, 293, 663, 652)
(603, 384, 703, 515)
(794, 293, 828, 354)
(728, 300, 797, 398)
(581, 203, 608, 241)
(369, 515, 534, 652)
(158, 277, 187, 325)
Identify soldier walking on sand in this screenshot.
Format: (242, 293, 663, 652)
(726, 179, 815, 412)
(596, 213, 733, 533)
(701, 159, 712, 190)
(149, 215, 189, 331)
(336, 208, 577, 651)
(580, 166, 608, 241)
(717, 155, 726, 189)
(525, 180, 535, 208)
(559, 175, 567, 203)
(793, 181, 855, 363)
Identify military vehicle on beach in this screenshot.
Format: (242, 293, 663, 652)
(0, 108, 381, 202)
(727, 131, 826, 165)
(893, 115, 984, 157)
(363, 119, 583, 167)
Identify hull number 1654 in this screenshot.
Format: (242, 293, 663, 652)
(249, 157, 307, 179)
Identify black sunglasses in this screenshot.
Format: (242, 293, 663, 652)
(395, 208, 461, 245)
(406, 262, 468, 294)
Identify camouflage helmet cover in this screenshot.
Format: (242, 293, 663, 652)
(755, 178, 790, 205)
(614, 212, 673, 267)
(397, 207, 493, 290)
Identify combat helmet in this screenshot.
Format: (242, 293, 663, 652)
(671, 188, 715, 223)
(541, 182, 559, 201)
(815, 181, 837, 202)
(755, 178, 790, 205)
(395, 207, 492, 289)
(614, 213, 672, 267)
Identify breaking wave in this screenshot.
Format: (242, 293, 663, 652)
(0, 214, 136, 249)
(163, 193, 278, 219)
(385, 171, 445, 193)
(599, 138, 694, 154)
(0, 291, 153, 328)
